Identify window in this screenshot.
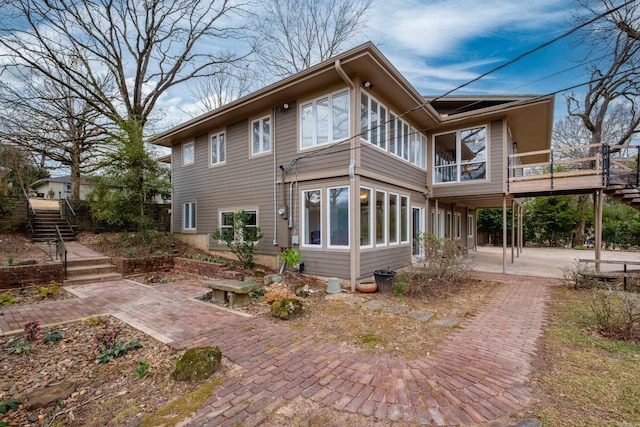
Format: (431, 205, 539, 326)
(360, 93, 387, 149)
(389, 193, 398, 244)
(410, 134, 426, 168)
(251, 116, 270, 155)
(328, 187, 349, 248)
(183, 202, 196, 231)
(375, 190, 386, 245)
(360, 187, 372, 248)
(210, 132, 225, 165)
(300, 89, 349, 149)
(455, 213, 462, 239)
(218, 210, 258, 241)
(468, 215, 474, 237)
(401, 196, 409, 243)
(303, 189, 321, 246)
(434, 126, 487, 183)
(446, 212, 452, 238)
(182, 141, 194, 166)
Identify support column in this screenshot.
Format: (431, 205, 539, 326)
(511, 200, 515, 264)
(594, 191, 603, 272)
(503, 195, 507, 274)
(434, 198, 439, 235)
(518, 204, 523, 257)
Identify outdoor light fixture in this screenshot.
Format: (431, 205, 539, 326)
(363, 80, 374, 90)
(282, 103, 290, 110)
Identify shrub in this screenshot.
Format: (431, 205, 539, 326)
(37, 283, 61, 298)
(281, 248, 302, 271)
(561, 261, 601, 289)
(212, 210, 263, 269)
(589, 288, 640, 341)
(400, 233, 469, 297)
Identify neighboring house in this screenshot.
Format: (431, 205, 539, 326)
(154, 42, 554, 285)
(29, 176, 96, 200)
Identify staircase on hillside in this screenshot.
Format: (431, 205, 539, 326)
(603, 146, 640, 211)
(64, 257, 123, 285)
(31, 208, 76, 242)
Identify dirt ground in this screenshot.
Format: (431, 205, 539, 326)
(1, 232, 501, 426)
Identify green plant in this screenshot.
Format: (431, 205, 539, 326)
(85, 316, 107, 326)
(154, 250, 163, 256)
(23, 320, 41, 341)
(7, 256, 13, 266)
(133, 361, 151, 378)
(0, 293, 19, 305)
(7, 338, 31, 355)
(212, 210, 263, 269)
(93, 321, 142, 363)
(44, 331, 63, 343)
(281, 248, 302, 270)
(96, 340, 142, 363)
(37, 283, 61, 298)
(0, 398, 20, 414)
(393, 279, 405, 296)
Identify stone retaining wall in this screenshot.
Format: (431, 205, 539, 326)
(0, 263, 63, 289)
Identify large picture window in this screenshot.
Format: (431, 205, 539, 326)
(183, 202, 196, 231)
(328, 187, 349, 248)
(389, 193, 398, 244)
(303, 190, 321, 246)
(300, 90, 349, 149)
(375, 190, 386, 245)
(434, 126, 487, 183)
(210, 132, 225, 165)
(401, 196, 409, 243)
(251, 116, 271, 155)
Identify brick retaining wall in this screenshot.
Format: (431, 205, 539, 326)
(174, 257, 244, 280)
(113, 255, 175, 275)
(112, 256, 244, 281)
(0, 263, 64, 289)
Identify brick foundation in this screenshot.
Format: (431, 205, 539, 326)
(0, 263, 64, 289)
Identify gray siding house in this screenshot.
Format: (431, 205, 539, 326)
(154, 43, 554, 287)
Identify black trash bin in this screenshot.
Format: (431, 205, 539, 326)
(373, 269, 396, 292)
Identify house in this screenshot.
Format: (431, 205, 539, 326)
(29, 176, 96, 200)
(154, 42, 554, 287)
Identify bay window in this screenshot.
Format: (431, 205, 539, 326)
(376, 190, 386, 245)
(360, 188, 372, 248)
(328, 187, 349, 248)
(389, 193, 398, 244)
(401, 196, 409, 243)
(360, 93, 387, 149)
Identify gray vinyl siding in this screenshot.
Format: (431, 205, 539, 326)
(432, 119, 504, 198)
(360, 144, 427, 186)
(300, 251, 351, 279)
(360, 246, 409, 279)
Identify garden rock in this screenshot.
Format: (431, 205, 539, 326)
(172, 346, 222, 381)
(25, 380, 76, 409)
(270, 298, 303, 320)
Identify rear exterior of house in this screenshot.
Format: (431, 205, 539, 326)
(155, 43, 554, 287)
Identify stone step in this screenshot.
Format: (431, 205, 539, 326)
(66, 257, 113, 267)
(67, 263, 117, 276)
(63, 272, 123, 286)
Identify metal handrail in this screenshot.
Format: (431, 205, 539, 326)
(22, 188, 36, 236)
(55, 225, 68, 279)
(63, 198, 77, 235)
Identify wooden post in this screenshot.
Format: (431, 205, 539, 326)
(511, 200, 515, 264)
(594, 191, 603, 273)
(518, 204, 523, 256)
(503, 195, 507, 274)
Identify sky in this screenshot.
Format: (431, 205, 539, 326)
(157, 0, 588, 129)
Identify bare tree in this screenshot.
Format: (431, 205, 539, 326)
(564, 0, 640, 245)
(0, 0, 251, 229)
(190, 61, 257, 114)
(0, 144, 47, 194)
(0, 67, 113, 199)
(254, 0, 372, 78)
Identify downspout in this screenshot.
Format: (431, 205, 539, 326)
(288, 181, 295, 229)
(334, 59, 355, 90)
(272, 106, 279, 246)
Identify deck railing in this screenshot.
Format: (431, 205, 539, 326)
(606, 144, 640, 187)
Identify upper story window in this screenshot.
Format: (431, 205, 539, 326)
(361, 96, 426, 169)
(210, 132, 225, 166)
(182, 141, 194, 166)
(251, 116, 271, 155)
(360, 93, 387, 149)
(434, 126, 487, 183)
(300, 89, 349, 149)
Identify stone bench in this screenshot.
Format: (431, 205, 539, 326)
(203, 279, 261, 308)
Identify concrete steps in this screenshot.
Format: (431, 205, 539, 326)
(64, 257, 123, 285)
(31, 209, 76, 242)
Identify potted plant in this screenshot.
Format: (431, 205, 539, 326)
(281, 248, 303, 272)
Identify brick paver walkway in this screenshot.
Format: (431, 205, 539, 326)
(0, 274, 554, 426)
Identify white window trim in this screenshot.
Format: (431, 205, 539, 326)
(182, 141, 194, 166)
(432, 125, 488, 184)
(360, 92, 387, 151)
(401, 196, 410, 244)
(360, 186, 373, 249)
(299, 88, 350, 150)
(250, 115, 271, 156)
(217, 209, 259, 243)
(388, 192, 400, 245)
(327, 186, 350, 249)
(209, 131, 226, 166)
(375, 190, 387, 246)
(183, 201, 196, 231)
(301, 189, 322, 248)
